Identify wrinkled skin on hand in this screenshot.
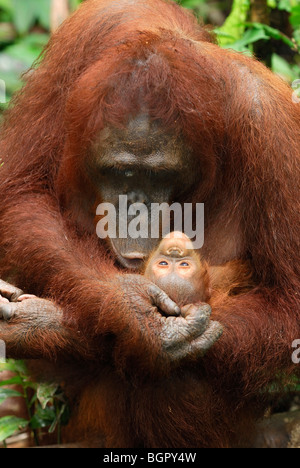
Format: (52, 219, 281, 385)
(0, 280, 90, 360)
(160, 304, 223, 361)
(0, 277, 223, 366)
(0, 279, 24, 304)
(115, 274, 223, 365)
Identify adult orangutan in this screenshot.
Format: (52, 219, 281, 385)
(0, 0, 299, 448)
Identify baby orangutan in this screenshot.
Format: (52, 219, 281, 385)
(144, 232, 253, 310)
(144, 232, 210, 308)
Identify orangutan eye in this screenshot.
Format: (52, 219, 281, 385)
(159, 261, 169, 266)
(180, 262, 189, 267)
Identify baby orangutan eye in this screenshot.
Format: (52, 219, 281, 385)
(180, 262, 189, 267)
(159, 261, 169, 266)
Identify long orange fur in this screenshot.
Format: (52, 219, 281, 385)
(0, 0, 299, 448)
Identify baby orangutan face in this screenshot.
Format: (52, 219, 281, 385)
(144, 232, 210, 307)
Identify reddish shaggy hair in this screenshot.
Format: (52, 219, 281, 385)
(0, 0, 299, 448)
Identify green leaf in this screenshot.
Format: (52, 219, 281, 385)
(0, 388, 23, 405)
(290, 5, 300, 28)
(180, 0, 205, 8)
(37, 383, 59, 410)
(4, 34, 49, 69)
(10, 0, 51, 33)
(11, 0, 36, 35)
(239, 26, 269, 44)
(218, 0, 251, 46)
(245, 22, 297, 49)
(0, 416, 28, 442)
(0, 376, 23, 387)
(35, 0, 51, 30)
(0, 53, 29, 101)
(221, 27, 269, 53)
(13, 360, 28, 374)
(0, 360, 19, 373)
(49, 404, 67, 433)
(30, 405, 56, 430)
(293, 29, 300, 47)
(271, 53, 299, 82)
(0, 0, 14, 16)
(278, 0, 292, 12)
(214, 30, 237, 40)
(69, 0, 82, 12)
(263, 24, 296, 49)
(29, 393, 37, 409)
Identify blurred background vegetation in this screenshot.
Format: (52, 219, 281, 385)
(0, 0, 298, 110)
(0, 0, 299, 447)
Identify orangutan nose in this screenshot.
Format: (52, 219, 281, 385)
(166, 247, 184, 257)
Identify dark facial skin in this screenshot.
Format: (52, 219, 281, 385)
(88, 114, 199, 270)
(144, 232, 210, 308)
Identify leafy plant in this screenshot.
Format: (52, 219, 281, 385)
(217, 0, 251, 46)
(0, 359, 69, 447)
(9, 0, 50, 34)
(0, 0, 299, 447)
(216, 0, 300, 79)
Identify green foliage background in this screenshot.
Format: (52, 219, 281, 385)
(0, 0, 299, 447)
